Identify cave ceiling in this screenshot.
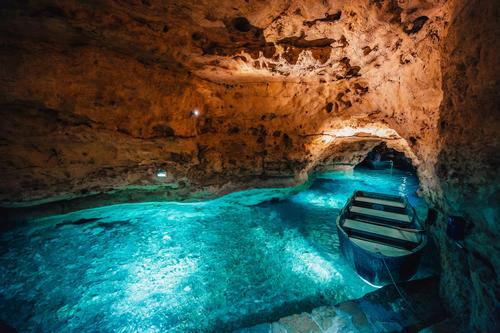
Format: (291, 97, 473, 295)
(0, 0, 452, 204)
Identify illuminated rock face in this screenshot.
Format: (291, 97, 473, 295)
(0, 0, 446, 204)
(0, 0, 498, 331)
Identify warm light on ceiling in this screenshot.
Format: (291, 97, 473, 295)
(322, 136, 334, 144)
(314, 126, 401, 149)
(325, 126, 398, 138)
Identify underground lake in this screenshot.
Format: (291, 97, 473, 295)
(0, 168, 434, 332)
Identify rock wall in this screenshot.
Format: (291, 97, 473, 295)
(428, 0, 500, 330)
(0, 0, 498, 330)
(0, 0, 446, 207)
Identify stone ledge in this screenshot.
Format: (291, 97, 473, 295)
(235, 276, 447, 333)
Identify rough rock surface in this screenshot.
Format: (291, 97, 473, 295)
(235, 277, 447, 333)
(427, 0, 500, 330)
(0, 0, 498, 331)
(0, 0, 444, 206)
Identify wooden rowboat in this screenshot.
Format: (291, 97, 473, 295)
(336, 190, 427, 287)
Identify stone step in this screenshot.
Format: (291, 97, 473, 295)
(234, 276, 446, 333)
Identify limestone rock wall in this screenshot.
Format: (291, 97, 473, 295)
(428, 0, 500, 330)
(0, 0, 446, 206)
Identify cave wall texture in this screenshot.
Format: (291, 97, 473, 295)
(0, 0, 498, 331)
(431, 0, 499, 330)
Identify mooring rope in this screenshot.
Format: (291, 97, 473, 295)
(380, 256, 421, 318)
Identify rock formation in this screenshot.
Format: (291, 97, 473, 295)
(0, 0, 498, 331)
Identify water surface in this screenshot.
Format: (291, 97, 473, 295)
(0, 168, 426, 332)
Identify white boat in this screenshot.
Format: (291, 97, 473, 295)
(336, 190, 427, 287)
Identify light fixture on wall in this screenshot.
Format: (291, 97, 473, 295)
(191, 108, 200, 117)
(156, 169, 167, 178)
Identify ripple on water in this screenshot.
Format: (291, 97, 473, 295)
(0, 168, 425, 332)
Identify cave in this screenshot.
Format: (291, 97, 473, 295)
(357, 142, 415, 171)
(0, 0, 498, 332)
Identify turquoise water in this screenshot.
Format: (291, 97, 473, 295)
(0, 168, 426, 332)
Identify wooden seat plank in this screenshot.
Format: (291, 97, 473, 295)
(350, 237, 413, 257)
(349, 206, 411, 223)
(354, 196, 406, 208)
(343, 219, 419, 243)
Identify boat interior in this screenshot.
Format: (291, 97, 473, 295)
(339, 191, 425, 256)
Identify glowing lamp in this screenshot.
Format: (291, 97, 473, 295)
(191, 108, 200, 117)
(156, 169, 167, 177)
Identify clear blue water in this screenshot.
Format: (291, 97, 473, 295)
(0, 168, 426, 332)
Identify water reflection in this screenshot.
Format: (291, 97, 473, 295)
(0, 168, 425, 332)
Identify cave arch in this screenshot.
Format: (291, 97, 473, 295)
(356, 142, 415, 172)
(306, 124, 420, 178)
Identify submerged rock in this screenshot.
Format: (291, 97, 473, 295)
(237, 276, 447, 333)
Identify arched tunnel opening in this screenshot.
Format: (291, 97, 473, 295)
(356, 142, 416, 172)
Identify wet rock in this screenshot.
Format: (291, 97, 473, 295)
(234, 323, 272, 333)
(278, 313, 322, 333)
(237, 277, 447, 333)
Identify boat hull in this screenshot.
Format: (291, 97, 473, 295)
(367, 160, 393, 170)
(337, 218, 424, 287)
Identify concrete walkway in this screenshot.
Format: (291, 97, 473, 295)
(234, 276, 447, 333)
